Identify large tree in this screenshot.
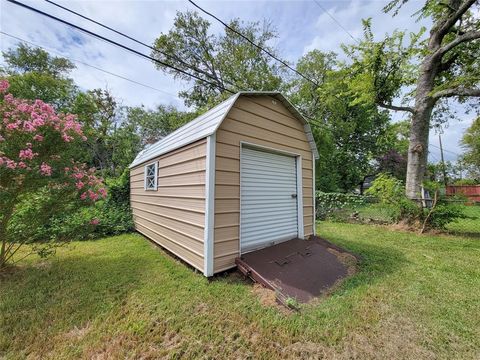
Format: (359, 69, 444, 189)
(460, 117, 480, 180)
(290, 50, 392, 191)
(151, 11, 285, 108)
(345, 0, 480, 199)
(0, 80, 106, 269)
(1, 44, 78, 110)
(110, 105, 195, 172)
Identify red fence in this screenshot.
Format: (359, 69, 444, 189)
(446, 185, 480, 203)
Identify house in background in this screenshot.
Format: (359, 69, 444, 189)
(129, 92, 319, 276)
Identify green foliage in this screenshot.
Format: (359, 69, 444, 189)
(60, 169, 133, 240)
(284, 297, 300, 310)
(365, 174, 422, 221)
(454, 178, 478, 186)
(8, 189, 82, 245)
(1, 44, 78, 110)
(461, 117, 480, 181)
(342, 22, 421, 109)
(37, 202, 133, 242)
(315, 192, 368, 220)
(290, 50, 392, 192)
(427, 202, 467, 230)
(345, 1, 480, 128)
(365, 173, 404, 204)
(152, 11, 285, 108)
(2, 44, 75, 75)
(105, 169, 131, 207)
(9, 169, 134, 245)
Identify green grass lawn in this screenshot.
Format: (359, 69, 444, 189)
(1, 224, 479, 359)
(446, 205, 480, 236)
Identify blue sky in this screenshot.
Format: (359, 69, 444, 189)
(0, 0, 475, 162)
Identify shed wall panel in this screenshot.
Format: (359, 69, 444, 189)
(213, 96, 314, 273)
(130, 139, 206, 272)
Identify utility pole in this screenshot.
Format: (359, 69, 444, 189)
(438, 134, 448, 187)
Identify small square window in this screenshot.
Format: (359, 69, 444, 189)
(144, 162, 158, 190)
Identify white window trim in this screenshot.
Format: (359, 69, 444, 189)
(144, 161, 158, 191)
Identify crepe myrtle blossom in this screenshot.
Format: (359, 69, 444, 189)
(0, 79, 107, 201)
(0, 80, 109, 269)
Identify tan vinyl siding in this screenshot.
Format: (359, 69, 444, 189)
(213, 96, 315, 273)
(130, 139, 206, 272)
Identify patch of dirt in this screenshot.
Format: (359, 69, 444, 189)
(327, 248, 357, 276)
(251, 283, 291, 314)
(194, 302, 209, 314)
(63, 322, 91, 341)
(33, 261, 52, 270)
(284, 315, 436, 360)
(227, 270, 252, 284)
(285, 341, 337, 359)
(0, 265, 20, 278)
(86, 333, 136, 360)
(388, 220, 418, 232)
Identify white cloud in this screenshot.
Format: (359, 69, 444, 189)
(304, 0, 429, 55)
(0, 0, 474, 160)
(0, 0, 189, 108)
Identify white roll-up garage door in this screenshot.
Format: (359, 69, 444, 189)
(240, 146, 298, 252)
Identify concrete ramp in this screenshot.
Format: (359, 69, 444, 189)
(236, 236, 357, 305)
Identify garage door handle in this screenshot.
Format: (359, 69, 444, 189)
(291, 194, 297, 198)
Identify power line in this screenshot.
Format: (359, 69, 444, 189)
(42, 0, 334, 133)
(429, 143, 460, 156)
(6, 0, 235, 94)
(187, 0, 320, 87)
(0, 31, 181, 100)
(7, 0, 331, 134)
(312, 0, 359, 44)
(43, 0, 238, 90)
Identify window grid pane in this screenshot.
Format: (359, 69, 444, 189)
(145, 163, 156, 189)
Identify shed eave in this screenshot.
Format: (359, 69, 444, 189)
(129, 91, 319, 168)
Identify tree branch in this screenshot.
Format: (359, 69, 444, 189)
(432, 86, 480, 99)
(439, 53, 459, 72)
(439, 30, 480, 55)
(436, 0, 478, 39)
(377, 101, 415, 113)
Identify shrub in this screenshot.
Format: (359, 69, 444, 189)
(0, 80, 106, 269)
(365, 173, 404, 205)
(106, 168, 130, 207)
(33, 169, 134, 242)
(453, 179, 478, 186)
(426, 202, 467, 230)
(315, 192, 367, 220)
(364, 173, 422, 223)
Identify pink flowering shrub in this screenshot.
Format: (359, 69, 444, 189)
(0, 80, 107, 269)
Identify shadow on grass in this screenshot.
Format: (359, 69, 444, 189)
(330, 237, 409, 292)
(445, 230, 480, 239)
(0, 250, 155, 355)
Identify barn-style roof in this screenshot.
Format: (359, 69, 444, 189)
(129, 92, 319, 168)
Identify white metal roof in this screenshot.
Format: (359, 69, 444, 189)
(129, 92, 319, 168)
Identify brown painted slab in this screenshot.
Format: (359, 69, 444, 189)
(236, 237, 354, 304)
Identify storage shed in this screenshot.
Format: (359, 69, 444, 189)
(129, 92, 319, 276)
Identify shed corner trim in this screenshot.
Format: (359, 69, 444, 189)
(203, 133, 216, 277)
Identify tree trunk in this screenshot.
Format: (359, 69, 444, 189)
(405, 46, 440, 199)
(0, 202, 15, 269)
(405, 98, 435, 199)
